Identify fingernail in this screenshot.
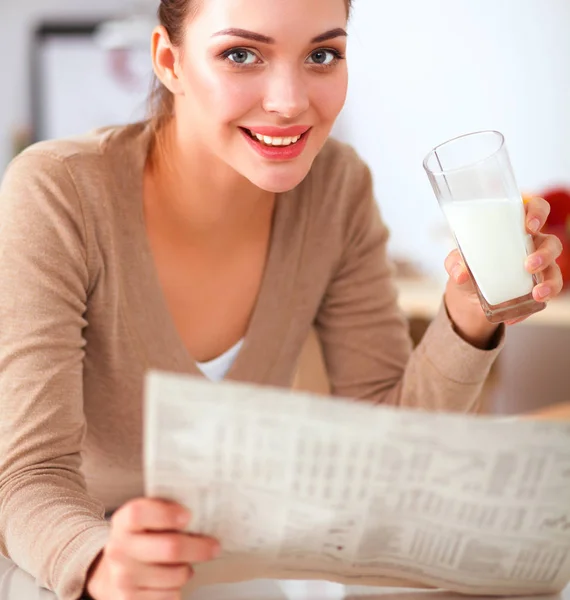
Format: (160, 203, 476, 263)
(536, 285, 551, 300)
(178, 511, 191, 527)
(528, 218, 540, 233)
(526, 255, 542, 271)
(452, 264, 463, 281)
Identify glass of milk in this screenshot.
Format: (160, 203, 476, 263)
(423, 130, 545, 323)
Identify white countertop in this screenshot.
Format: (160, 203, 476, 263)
(1, 556, 567, 600)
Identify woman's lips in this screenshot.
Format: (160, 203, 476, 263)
(239, 127, 311, 161)
(243, 125, 311, 137)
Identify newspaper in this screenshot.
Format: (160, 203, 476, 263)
(144, 371, 570, 596)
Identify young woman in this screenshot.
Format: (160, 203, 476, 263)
(0, 0, 564, 598)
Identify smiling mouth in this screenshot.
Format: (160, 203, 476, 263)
(240, 127, 309, 147)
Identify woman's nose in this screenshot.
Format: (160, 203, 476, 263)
(262, 67, 310, 120)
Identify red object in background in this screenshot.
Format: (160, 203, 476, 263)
(541, 187, 570, 291)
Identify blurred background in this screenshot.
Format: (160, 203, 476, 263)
(1, 0, 569, 411)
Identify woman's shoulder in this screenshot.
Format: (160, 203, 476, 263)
(3, 121, 149, 186)
(16, 126, 116, 163)
(0, 121, 151, 254)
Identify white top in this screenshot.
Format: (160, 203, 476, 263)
(195, 339, 244, 382)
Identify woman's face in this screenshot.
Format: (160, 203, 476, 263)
(170, 0, 349, 193)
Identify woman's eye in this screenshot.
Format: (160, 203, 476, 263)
(224, 49, 259, 65)
(307, 49, 339, 66)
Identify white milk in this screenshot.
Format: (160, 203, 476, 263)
(442, 198, 534, 306)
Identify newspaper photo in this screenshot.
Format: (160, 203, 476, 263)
(144, 371, 570, 596)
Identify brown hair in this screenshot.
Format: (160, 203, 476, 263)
(147, 0, 353, 140)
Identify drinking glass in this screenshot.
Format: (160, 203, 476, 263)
(423, 131, 545, 323)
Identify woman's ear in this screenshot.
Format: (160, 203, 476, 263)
(151, 25, 185, 95)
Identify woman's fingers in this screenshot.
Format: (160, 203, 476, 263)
(532, 263, 564, 303)
(113, 498, 191, 534)
(120, 531, 220, 565)
(524, 196, 551, 234)
(524, 402, 570, 421)
(505, 317, 526, 326)
(107, 558, 192, 592)
(91, 497, 220, 598)
(444, 249, 471, 287)
(110, 497, 219, 566)
(525, 233, 564, 275)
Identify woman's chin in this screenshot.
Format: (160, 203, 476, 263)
(245, 164, 313, 194)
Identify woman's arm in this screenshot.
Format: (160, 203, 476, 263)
(0, 151, 109, 600)
(315, 157, 504, 411)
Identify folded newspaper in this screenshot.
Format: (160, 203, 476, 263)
(144, 371, 570, 596)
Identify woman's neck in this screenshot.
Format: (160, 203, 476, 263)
(145, 119, 274, 245)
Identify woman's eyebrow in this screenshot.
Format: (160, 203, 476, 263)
(311, 28, 348, 43)
(212, 28, 274, 44)
(211, 27, 348, 45)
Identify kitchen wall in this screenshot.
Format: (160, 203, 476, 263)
(0, 0, 126, 170)
(341, 0, 570, 278)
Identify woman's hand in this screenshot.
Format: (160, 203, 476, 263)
(524, 402, 570, 421)
(444, 196, 564, 348)
(85, 498, 220, 600)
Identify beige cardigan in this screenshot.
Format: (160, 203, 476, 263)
(0, 122, 503, 599)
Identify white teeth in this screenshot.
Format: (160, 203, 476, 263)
(249, 130, 303, 147)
